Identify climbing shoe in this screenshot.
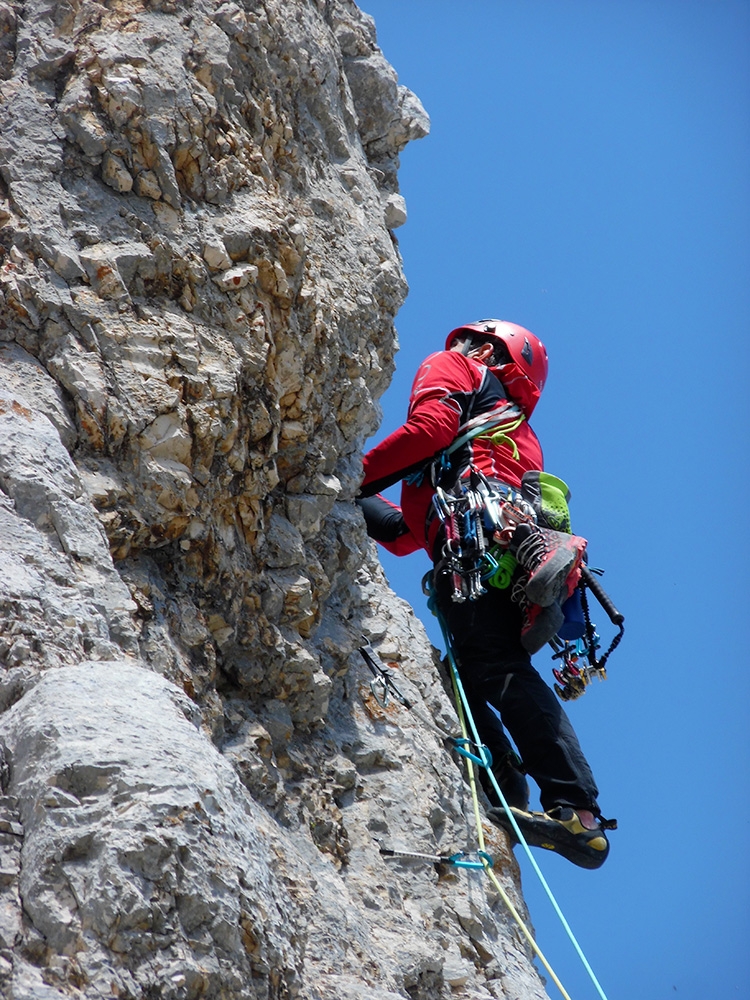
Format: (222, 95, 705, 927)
(486, 805, 611, 870)
(520, 600, 564, 654)
(480, 754, 530, 812)
(510, 523, 587, 608)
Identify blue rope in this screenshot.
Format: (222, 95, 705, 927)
(424, 577, 611, 1000)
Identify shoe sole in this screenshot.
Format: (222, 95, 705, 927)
(525, 549, 580, 607)
(521, 603, 565, 653)
(487, 806, 610, 870)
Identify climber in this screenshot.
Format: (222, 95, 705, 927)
(357, 320, 612, 869)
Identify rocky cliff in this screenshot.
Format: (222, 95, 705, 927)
(0, 2, 549, 997)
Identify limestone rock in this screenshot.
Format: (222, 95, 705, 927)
(0, 342, 77, 450)
(385, 193, 408, 230)
(0, 1, 550, 997)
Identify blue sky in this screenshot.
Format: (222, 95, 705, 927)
(360, 2, 750, 998)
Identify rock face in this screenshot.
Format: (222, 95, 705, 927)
(0, 2, 549, 997)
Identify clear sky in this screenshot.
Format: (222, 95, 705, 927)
(359, 2, 750, 998)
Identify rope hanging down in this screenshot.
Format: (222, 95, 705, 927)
(422, 574, 612, 1000)
(361, 631, 607, 1000)
(361, 643, 573, 996)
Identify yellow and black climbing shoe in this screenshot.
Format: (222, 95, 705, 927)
(486, 805, 611, 870)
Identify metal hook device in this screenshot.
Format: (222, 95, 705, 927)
(359, 640, 412, 710)
(380, 846, 493, 870)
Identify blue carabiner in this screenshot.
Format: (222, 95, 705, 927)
(449, 737, 493, 769)
(448, 851, 494, 870)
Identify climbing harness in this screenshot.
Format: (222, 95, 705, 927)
(428, 462, 625, 697)
(431, 467, 535, 603)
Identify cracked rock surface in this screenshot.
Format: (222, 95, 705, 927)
(0, 1, 548, 997)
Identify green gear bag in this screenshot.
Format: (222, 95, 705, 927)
(521, 471, 572, 532)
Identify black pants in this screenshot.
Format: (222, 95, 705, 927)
(435, 569, 600, 814)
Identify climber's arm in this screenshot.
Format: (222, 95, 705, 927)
(360, 352, 474, 496)
(356, 495, 421, 556)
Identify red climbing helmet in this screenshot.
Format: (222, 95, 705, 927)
(445, 319, 548, 417)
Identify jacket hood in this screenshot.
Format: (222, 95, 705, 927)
(489, 360, 542, 418)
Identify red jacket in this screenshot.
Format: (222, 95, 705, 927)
(361, 350, 544, 556)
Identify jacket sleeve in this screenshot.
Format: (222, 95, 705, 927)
(355, 495, 422, 556)
(361, 352, 476, 496)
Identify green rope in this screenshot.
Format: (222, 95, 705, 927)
(478, 414, 526, 461)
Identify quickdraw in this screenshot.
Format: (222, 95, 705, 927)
(550, 566, 625, 701)
(380, 846, 494, 870)
(359, 639, 413, 709)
